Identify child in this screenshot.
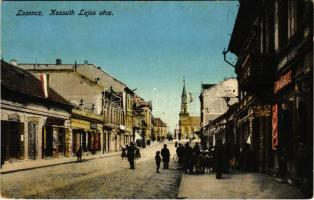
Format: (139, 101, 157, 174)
(155, 151, 161, 173)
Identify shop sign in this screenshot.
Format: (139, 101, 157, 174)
(274, 70, 292, 93)
(90, 123, 97, 130)
(272, 104, 278, 150)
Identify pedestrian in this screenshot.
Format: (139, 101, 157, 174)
(127, 142, 136, 169)
(176, 143, 185, 166)
(213, 141, 223, 179)
(155, 151, 162, 173)
(161, 144, 170, 169)
(193, 142, 201, 173)
(121, 146, 127, 159)
(204, 151, 211, 173)
(199, 153, 205, 174)
(184, 142, 194, 174)
(76, 146, 83, 163)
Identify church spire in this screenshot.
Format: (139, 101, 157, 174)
(182, 79, 186, 97)
(180, 78, 189, 116)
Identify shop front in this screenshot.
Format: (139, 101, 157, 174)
(71, 117, 102, 155)
(43, 117, 71, 158)
(1, 115, 24, 164)
(273, 53, 313, 192)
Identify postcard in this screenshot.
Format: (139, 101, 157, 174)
(1, 1, 313, 199)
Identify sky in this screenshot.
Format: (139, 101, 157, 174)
(1, 1, 239, 132)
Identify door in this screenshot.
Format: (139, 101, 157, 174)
(28, 122, 37, 159)
(45, 126, 53, 157)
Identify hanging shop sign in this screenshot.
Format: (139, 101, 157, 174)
(274, 70, 292, 94)
(272, 104, 278, 150)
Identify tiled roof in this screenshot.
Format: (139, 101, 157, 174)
(1, 60, 71, 107)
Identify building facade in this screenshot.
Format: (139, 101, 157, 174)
(200, 79, 238, 145)
(18, 60, 129, 153)
(152, 118, 167, 141)
(226, 0, 312, 196)
(1, 60, 73, 166)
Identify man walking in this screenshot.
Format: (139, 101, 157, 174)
(161, 144, 170, 169)
(127, 142, 136, 169)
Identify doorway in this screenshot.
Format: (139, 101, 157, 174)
(28, 122, 37, 159)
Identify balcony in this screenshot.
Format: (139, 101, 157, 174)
(237, 54, 274, 95)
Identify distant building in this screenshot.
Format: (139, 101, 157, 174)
(200, 79, 238, 127)
(152, 118, 167, 140)
(199, 78, 238, 145)
(178, 80, 200, 139)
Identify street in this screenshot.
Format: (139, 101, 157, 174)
(1, 142, 181, 199)
(1, 140, 306, 199)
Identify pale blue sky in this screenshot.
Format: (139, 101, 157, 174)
(1, 1, 238, 131)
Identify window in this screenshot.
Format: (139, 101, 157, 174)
(288, 0, 298, 39)
(278, 0, 288, 48)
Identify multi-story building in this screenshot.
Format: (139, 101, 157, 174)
(140, 100, 153, 145)
(226, 0, 312, 195)
(199, 79, 238, 145)
(1, 60, 73, 166)
(18, 59, 128, 153)
(132, 95, 152, 147)
(124, 87, 135, 144)
(152, 118, 168, 141)
(178, 80, 200, 139)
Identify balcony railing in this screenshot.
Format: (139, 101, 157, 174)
(237, 54, 274, 95)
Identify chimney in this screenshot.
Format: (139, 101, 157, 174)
(10, 59, 17, 66)
(84, 60, 88, 64)
(40, 74, 49, 98)
(56, 58, 62, 65)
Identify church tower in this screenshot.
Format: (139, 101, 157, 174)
(180, 79, 189, 117)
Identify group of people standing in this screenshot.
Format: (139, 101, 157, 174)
(175, 141, 230, 179)
(122, 142, 171, 173)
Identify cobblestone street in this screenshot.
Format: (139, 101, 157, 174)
(1, 142, 181, 199)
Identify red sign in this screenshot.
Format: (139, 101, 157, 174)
(272, 104, 278, 150)
(274, 70, 292, 93)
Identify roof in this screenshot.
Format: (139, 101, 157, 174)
(18, 62, 127, 93)
(1, 60, 72, 107)
(228, 0, 262, 55)
(201, 84, 215, 90)
(153, 118, 167, 127)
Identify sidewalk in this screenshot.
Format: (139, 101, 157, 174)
(177, 171, 306, 199)
(1, 141, 161, 174)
